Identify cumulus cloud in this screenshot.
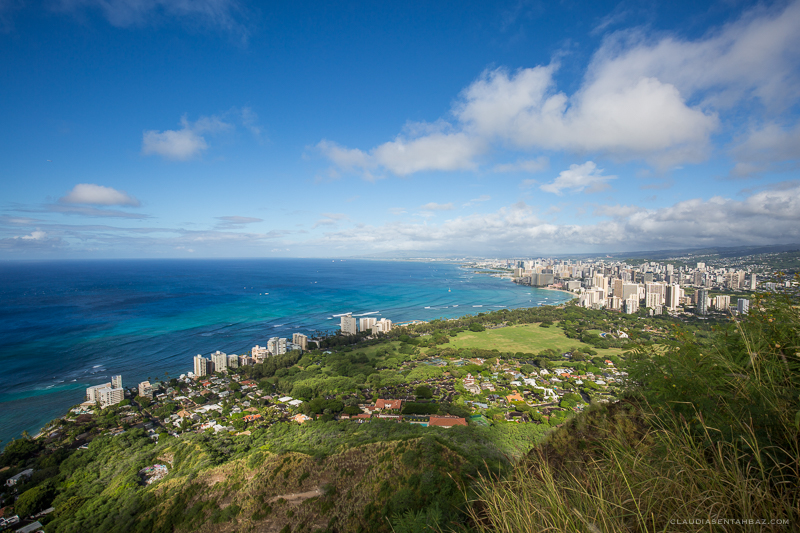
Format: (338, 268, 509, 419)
(319, 2, 800, 176)
(540, 161, 616, 195)
(311, 184, 800, 254)
(60, 183, 141, 206)
(142, 114, 232, 160)
(317, 130, 484, 179)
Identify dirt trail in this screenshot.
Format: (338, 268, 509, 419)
(268, 487, 323, 504)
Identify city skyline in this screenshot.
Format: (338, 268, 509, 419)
(2, 0, 800, 259)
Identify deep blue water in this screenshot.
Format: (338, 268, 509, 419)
(0, 259, 571, 445)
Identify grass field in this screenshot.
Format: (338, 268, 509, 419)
(440, 324, 627, 358)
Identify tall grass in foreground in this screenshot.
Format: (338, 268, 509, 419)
(470, 291, 800, 532)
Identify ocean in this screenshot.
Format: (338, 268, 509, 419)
(0, 258, 571, 445)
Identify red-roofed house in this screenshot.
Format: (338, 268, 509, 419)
(506, 391, 525, 403)
(375, 398, 403, 410)
(428, 416, 467, 428)
(243, 414, 261, 423)
(292, 414, 311, 424)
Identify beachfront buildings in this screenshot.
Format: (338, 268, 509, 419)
(340, 314, 357, 335)
(211, 351, 228, 372)
(268, 337, 287, 355)
(87, 381, 124, 408)
(374, 318, 392, 333)
(98, 386, 124, 408)
(292, 333, 308, 350)
(138, 381, 153, 399)
(252, 345, 268, 362)
(86, 383, 111, 402)
(193, 354, 211, 377)
(359, 317, 376, 333)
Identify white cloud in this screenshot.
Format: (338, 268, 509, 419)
(312, 212, 349, 229)
(319, 2, 800, 175)
(729, 121, 800, 178)
(142, 113, 238, 160)
(388, 207, 407, 215)
(17, 230, 47, 240)
(457, 65, 717, 168)
(215, 216, 262, 229)
(311, 184, 800, 254)
(60, 183, 141, 206)
(142, 126, 208, 161)
(540, 161, 616, 195)
(372, 132, 483, 176)
(317, 131, 484, 179)
(593, 204, 645, 218)
(419, 202, 455, 211)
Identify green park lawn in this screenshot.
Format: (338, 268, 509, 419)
(443, 323, 626, 358)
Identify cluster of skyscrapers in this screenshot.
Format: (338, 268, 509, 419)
(511, 259, 757, 315)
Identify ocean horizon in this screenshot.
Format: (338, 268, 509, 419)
(0, 258, 572, 445)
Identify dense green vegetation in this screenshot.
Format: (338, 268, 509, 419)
(3, 294, 783, 532)
(471, 290, 800, 532)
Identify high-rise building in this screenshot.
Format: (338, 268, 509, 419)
(594, 274, 608, 294)
(749, 273, 757, 291)
(340, 314, 357, 335)
(373, 318, 392, 333)
(359, 317, 377, 333)
(665, 284, 681, 310)
(227, 354, 239, 369)
(211, 351, 228, 372)
(645, 283, 665, 306)
(193, 354, 209, 378)
(645, 292, 662, 309)
(622, 283, 639, 301)
(97, 386, 124, 409)
(138, 381, 153, 399)
(252, 345, 268, 362)
(111, 375, 122, 389)
(268, 337, 287, 355)
(86, 383, 112, 402)
(714, 295, 730, 311)
(697, 288, 709, 315)
(292, 333, 308, 350)
(624, 296, 639, 314)
(737, 298, 750, 314)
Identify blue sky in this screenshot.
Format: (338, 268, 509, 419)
(1, 0, 799, 258)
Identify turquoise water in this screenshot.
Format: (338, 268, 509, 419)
(0, 258, 571, 445)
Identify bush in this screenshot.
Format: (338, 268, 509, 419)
(468, 323, 486, 332)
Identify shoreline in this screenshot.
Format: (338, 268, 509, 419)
(541, 287, 578, 299)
